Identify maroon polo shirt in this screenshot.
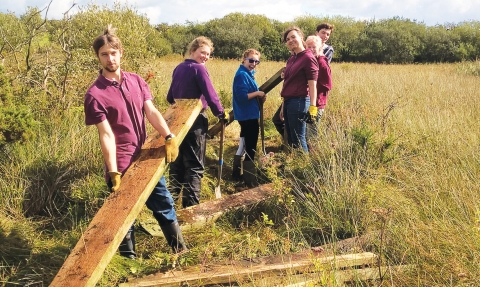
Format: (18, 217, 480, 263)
(84, 70, 151, 180)
(281, 49, 319, 99)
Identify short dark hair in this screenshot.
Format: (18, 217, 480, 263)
(282, 26, 305, 44)
(92, 24, 123, 56)
(316, 23, 335, 33)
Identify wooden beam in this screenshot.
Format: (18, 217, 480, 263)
(49, 99, 204, 287)
(253, 265, 413, 287)
(333, 264, 414, 285)
(118, 252, 377, 287)
(207, 67, 285, 138)
(140, 184, 276, 236)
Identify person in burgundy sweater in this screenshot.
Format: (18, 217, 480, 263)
(272, 23, 334, 140)
(305, 35, 332, 143)
(279, 26, 318, 153)
(167, 36, 226, 208)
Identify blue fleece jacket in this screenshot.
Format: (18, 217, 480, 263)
(232, 64, 260, 121)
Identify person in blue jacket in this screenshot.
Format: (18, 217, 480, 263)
(231, 49, 265, 188)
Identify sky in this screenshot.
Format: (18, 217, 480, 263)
(2, 0, 480, 27)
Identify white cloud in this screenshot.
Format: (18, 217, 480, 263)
(1, 0, 480, 26)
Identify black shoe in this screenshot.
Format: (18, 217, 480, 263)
(119, 227, 136, 259)
(160, 221, 187, 253)
(122, 254, 136, 260)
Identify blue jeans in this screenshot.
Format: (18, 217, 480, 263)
(107, 175, 177, 225)
(284, 97, 309, 152)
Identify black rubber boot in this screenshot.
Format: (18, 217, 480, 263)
(160, 221, 187, 253)
(242, 160, 258, 188)
(119, 226, 136, 259)
(231, 155, 243, 181)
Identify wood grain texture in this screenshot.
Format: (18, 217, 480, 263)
(140, 183, 276, 236)
(49, 99, 203, 287)
(119, 252, 377, 287)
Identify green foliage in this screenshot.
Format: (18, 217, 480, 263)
(0, 12, 27, 57)
(0, 65, 38, 146)
(454, 21, 480, 61)
(259, 20, 291, 61)
(353, 18, 422, 63)
(351, 121, 374, 150)
(0, 105, 38, 145)
(416, 25, 460, 62)
(157, 22, 206, 55)
(68, 3, 169, 70)
(327, 16, 365, 62)
(204, 13, 283, 60)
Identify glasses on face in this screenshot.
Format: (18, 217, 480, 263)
(245, 58, 260, 65)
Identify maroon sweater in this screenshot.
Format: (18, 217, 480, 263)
(316, 55, 332, 109)
(281, 49, 319, 99)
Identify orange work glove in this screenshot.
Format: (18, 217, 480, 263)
(165, 134, 179, 163)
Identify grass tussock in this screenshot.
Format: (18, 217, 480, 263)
(1, 60, 480, 286)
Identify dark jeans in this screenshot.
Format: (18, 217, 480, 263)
(108, 175, 177, 257)
(238, 119, 259, 162)
(284, 97, 309, 152)
(169, 113, 207, 208)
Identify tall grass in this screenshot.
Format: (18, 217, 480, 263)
(287, 62, 480, 285)
(1, 60, 480, 286)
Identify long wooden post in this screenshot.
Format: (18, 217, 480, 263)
(49, 99, 203, 287)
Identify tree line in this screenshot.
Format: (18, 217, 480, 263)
(1, 3, 480, 147)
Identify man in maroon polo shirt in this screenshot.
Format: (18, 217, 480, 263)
(84, 25, 186, 259)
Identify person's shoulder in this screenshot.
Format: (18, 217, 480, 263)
(85, 77, 104, 97)
(318, 56, 330, 67)
(302, 49, 316, 58)
(122, 71, 142, 80)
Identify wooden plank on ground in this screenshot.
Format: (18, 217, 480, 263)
(119, 252, 377, 287)
(207, 67, 285, 138)
(243, 264, 414, 287)
(49, 99, 204, 287)
(140, 183, 276, 236)
(333, 264, 414, 285)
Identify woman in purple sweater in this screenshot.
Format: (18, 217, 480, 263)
(167, 36, 225, 208)
(279, 26, 319, 152)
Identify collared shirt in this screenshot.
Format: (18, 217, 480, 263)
(323, 44, 334, 63)
(281, 49, 319, 99)
(166, 59, 223, 116)
(232, 64, 260, 121)
(84, 70, 151, 176)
